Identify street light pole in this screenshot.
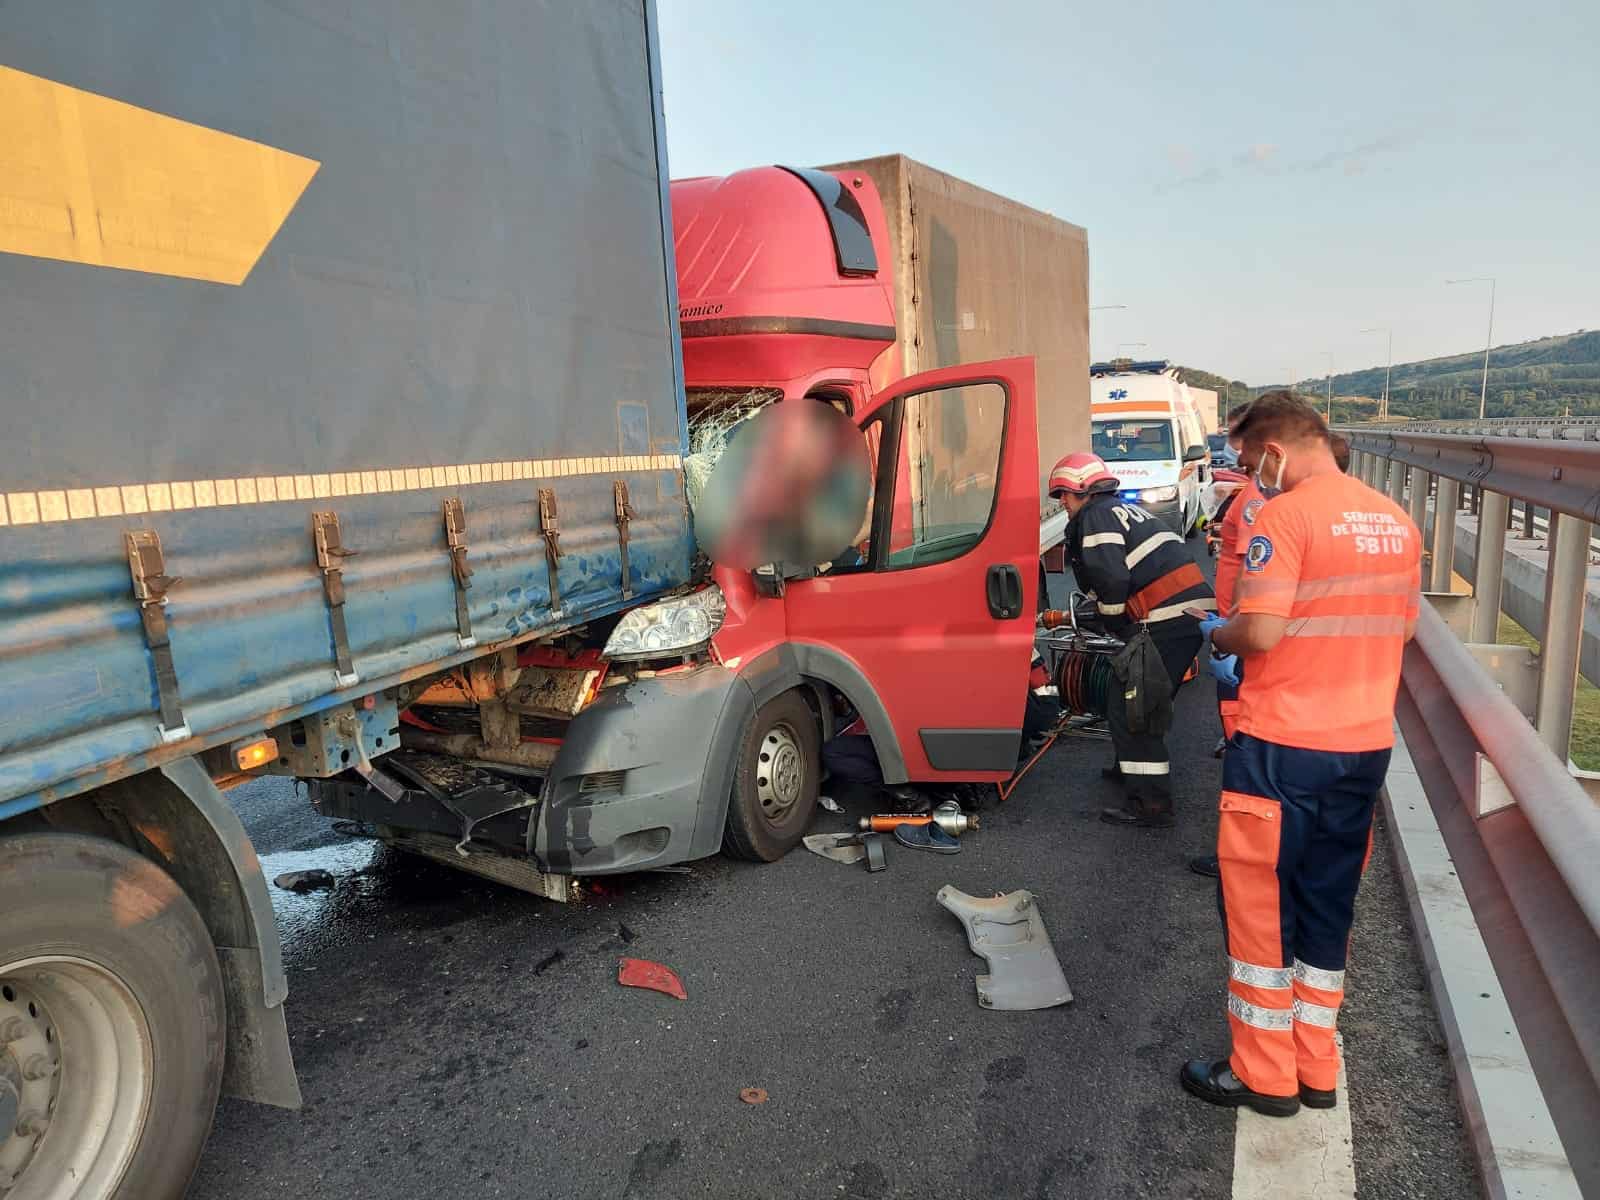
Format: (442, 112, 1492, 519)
(1447, 277, 1496, 418)
(1360, 327, 1392, 420)
(1321, 352, 1334, 424)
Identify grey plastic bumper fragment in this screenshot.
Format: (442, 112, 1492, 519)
(936, 886, 1073, 1011)
(802, 833, 865, 866)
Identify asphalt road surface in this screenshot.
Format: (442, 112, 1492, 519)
(189, 555, 1478, 1199)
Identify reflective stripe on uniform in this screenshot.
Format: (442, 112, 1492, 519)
(1119, 760, 1170, 776)
(1097, 600, 1127, 615)
(1228, 993, 1293, 1031)
(1294, 960, 1346, 991)
(1292, 998, 1340, 1028)
(1293, 570, 1418, 602)
(1125, 530, 1182, 568)
(1082, 531, 1126, 548)
(1128, 561, 1208, 620)
(1146, 598, 1216, 623)
(1286, 614, 1409, 639)
(1229, 957, 1292, 989)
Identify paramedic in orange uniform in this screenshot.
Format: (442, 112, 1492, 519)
(1179, 393, 1420, 1117)
(1188, 406, 1261, 878)
(1210, 403, 1261, 639)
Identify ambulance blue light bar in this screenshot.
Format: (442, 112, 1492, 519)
(1090, 359, 1171, 377)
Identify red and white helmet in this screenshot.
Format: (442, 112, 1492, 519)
(1048, 452, 1119, 498)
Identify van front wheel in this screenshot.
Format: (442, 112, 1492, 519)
(722, 691, 821, 862)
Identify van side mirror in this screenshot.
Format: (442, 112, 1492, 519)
(1183, 444, 1208, 463)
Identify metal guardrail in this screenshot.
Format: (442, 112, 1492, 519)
(1357, 416, 1600, 440)
(1341, 428, 1600, 1194)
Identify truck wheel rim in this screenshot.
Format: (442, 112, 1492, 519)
(0, 957, 153, 1200)
(756, 722, 805, 821)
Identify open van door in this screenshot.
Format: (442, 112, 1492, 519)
(783, 358, 1039, 781)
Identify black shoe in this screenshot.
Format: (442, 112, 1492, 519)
(882, 786, 931, 815)
(1100, 804, 1175, 829)
(1188, 855, 1220, 878)
(1180, 1059, 1299, 1117)
(1100, 765, 1122, 781)
(1299, 1082, 1337, 1110)
(1212, 737, 1227, 759)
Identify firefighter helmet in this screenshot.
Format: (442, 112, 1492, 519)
(1048, 452, 1120, 498)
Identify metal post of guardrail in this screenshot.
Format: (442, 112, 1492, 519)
(1408, 468, 1430, 553)
(1469, 489, 1510, 643)
(1535, 511, 1592, 758)
(1524, 499, 1537, 539)
(1387, 459, 1407, 505)
(1430, 476, 1460, 592)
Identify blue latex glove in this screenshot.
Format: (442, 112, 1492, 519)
(1198, 614, 1228, 641)
(1207, 653, 1241, 687)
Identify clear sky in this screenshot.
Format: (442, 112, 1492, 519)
(656, 0, 1599, 386)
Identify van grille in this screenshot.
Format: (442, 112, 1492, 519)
(578, 771, 625, 796)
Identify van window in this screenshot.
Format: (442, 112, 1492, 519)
(1092, 420, 1175, 462)
(883, 383, 1006, 569)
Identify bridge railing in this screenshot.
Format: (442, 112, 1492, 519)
(1342, 427, 1600, 1189)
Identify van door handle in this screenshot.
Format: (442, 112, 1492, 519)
(986, 564, 1024, 620)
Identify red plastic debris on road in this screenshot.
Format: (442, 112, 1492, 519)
(617, 957, 687, 1000)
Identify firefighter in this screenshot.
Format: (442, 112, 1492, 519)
(1180, 393, 1420, 1117)
(1051, 452, 1216, 828)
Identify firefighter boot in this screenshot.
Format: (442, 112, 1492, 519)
(1099, 779, 1174, 829)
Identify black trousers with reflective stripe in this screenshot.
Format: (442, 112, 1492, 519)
(1107, 623, 1203, 812)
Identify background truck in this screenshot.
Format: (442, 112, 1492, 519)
(0, 3, 692, 1195)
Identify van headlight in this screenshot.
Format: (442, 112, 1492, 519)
(1139, 485, 1179, 503)
(604, 585, 727, 660)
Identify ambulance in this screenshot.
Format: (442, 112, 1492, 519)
(1089, 359, 1212, 534)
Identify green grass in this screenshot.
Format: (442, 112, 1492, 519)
(1490, 612, 1600, 770)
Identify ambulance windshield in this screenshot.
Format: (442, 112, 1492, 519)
(1092, 420, 1176, 462)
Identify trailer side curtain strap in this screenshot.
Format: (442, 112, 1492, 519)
(124, 530, 190, 741)
(442, 498, 476, 648)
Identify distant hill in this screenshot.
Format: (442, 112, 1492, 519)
(1183, 329, 1600, 423)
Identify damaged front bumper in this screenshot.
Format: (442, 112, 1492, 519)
(534, 664, 754, 875)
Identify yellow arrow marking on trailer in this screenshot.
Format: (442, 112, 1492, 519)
(0, 65, 318, 285)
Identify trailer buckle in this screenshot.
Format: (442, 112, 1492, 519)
(539, 488, 564, 619)
(442, 497, 476, 648)
(124, 530, 190, 742)
(613, 480, 636, 600)
(311, 511, 360, 687)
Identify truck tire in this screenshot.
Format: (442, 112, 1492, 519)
(722, 691, 821, 862)
(0, 832, 225, 1200)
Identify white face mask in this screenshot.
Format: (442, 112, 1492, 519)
(1259, 445, 1288, 495)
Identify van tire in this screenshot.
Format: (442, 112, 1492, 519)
(0, 831, 226, 1200)
(722, 691, 821, 862)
